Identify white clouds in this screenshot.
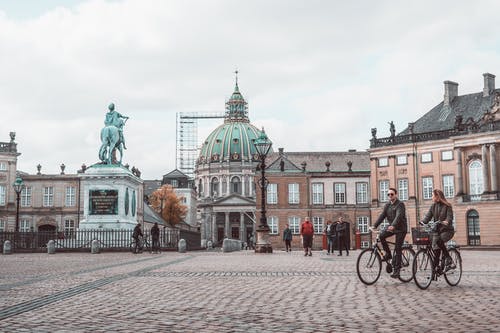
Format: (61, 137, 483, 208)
(1, 0, 500, 178)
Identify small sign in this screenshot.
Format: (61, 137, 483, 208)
(89, 190, 118, 215)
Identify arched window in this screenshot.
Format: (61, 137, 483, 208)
(467, 210, 480, 246)
(468, 160, 483, 201)
(198, 179, 203, 197)
(210, 177, 219, 197)
(231, 176, 241, 194)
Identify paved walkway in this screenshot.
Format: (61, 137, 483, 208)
(0, 249, 499, 332)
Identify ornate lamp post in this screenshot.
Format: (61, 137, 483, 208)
(12, 176, 25, 232)
(254, 130, 273, 253)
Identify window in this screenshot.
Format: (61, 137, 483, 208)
(378, 157, 388, 167)
(357, 216, 369, 233)
(210, 177, 219, 197)
(43, 187, 54, 207)
(268, 216, 278, 235)
(64, 219, 76, 238)
(21, 186, 32, 207)
(312, 217, 324, 234)
(443, 175, 455, 198)
(267, 184, 277, 204)
(379, 180, 389, 202)
(334, 183, 346, 204)
(356, 182, 368, 204)
(231, 177, 241, 194)
(421, 152, 432, 163)
(361, 241, 370, 249)
(20, 219, 30, 232)
(0, 219, 5, 232)
(469, 161, 483, 201)
(379, 219, 390, 230)
(65, 186, 76, 207)
(171, 179, 178, 188)
(0, 162, 6, 171)
(398, 179, 408, 201)
(467, 210, 480, 245)
(396, 155, 407, 165)
(422, 177, 433, 200)
(441, 150, 453, 161)
(288, 183, 299, 204)
(312, 183, 324, 205)
(0, 185, 5, 205)
(288, 216, 300, 234)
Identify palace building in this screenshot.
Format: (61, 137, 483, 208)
(369, 73, 500, 246)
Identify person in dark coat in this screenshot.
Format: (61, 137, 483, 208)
(420, 189, 455, 271)
(151, 222, 160, 254)
(283, 224, 293, 252)
(132, 223, 143, 254)
(324, 220, 335, 255)
(336, 217, 349, 256)
(373, 188, 407, 279)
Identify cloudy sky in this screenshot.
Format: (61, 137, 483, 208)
(1, 0, 499, 179)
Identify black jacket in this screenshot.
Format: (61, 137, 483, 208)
(336, 221, 348, 235)
(324, 224, 336, 237)
(374, 199, 407, 233)
(283, 228, 293, 241)
(421, 202, 454, 231)
(133, 225, 143, 239)
(151, 225, 160, 239)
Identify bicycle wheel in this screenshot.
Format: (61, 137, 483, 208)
(398, 247, 415, 283)
(356, 248, 382, 285)
(129, 240, 136, 253)
(413, 249, 433, 290)
(444, 248, 462, 286)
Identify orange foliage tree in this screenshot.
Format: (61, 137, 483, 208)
(149, 185, 187, 226)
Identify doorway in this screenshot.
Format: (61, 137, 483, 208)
(467, 210, 480, 245)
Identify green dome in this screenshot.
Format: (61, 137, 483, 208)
(198, 82, 273, 164)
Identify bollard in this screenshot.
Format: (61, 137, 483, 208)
(3, 240, 12, 255)
(206, 240, 213, 250)
(178, 239, 187, 253)
(91, 239, 100, 254)
(47, 240, 55, 254)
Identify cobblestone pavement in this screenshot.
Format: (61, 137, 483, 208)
(0, 249, 499, 332)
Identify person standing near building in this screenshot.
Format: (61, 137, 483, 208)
(132, 223, 143, 254)
(372, 188, 407, 279)
(301, 216, 314, 256)
(420, 189, 456, 272)
(151, 222, 160, 254)
(283, 224, 293, 252)
(336, 217, 349, 256)
(324, 220, 335, 255)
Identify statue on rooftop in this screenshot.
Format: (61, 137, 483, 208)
(388, 121, 396, 137)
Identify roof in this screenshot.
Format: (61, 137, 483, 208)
(163, 169, 189, 179)
(143, 180, 162, 197)
(143, 203, 173, 227)
(399, 90, 498, 135)
(266, 150, 370, 173)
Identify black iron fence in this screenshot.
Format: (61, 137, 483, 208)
(0, 229, 201, 253)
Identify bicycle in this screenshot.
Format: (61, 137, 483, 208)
(412, 221, 462, 290)
(129, 236, 152, 254)
(356, 227, 415, 285)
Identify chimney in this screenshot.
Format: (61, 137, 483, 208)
(443, 80, 458, 106)
(483, 73, 495, 97)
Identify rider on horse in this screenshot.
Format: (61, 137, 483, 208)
(105, 103, 129, 149)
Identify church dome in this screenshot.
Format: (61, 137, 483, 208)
(198, 81, 272, 164)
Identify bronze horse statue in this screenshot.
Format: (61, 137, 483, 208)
(99, 123, 124, 164)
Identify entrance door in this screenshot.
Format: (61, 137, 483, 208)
(217, 227, 225, 245)
(38, 224, 57, 248)
(467, 210, 480, 245)
(231, 227, 239, 239)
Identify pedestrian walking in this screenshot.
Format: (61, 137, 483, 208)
(300, 216, 314, 256)
(336, 217, 349, 256)
(132, 223, 143, 254)
(151, 222, 160, 254)
(324, 220, 335, 255)
(283, 224, 293, 252)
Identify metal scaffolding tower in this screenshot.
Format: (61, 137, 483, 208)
(176, 112, 225, 178)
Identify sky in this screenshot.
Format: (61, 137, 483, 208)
(1, 0, 500, 180)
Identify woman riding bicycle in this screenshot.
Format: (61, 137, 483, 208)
(420, 189, 455, 272)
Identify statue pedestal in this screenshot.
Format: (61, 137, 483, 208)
(78, 164, 143, 230)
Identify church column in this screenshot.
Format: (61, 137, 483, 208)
(241, 175, 245, 196)
(249, 176, 253, 196)
(211, 214, 217, 243)
(240, 212, 245, 241)
(482, 145, 490, 193)
(225, 212, 230, 238)
(456, 148, 464, 195)
(490, 144, 498, 192)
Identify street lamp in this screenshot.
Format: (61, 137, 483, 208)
(253, 129, 273, 253)
(12, 176, 25, 232)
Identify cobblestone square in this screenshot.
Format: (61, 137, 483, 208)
(1, 249, 499, 332)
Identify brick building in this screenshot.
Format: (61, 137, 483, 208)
(257, 148, 371, 250)
(369, 73, 500, 246)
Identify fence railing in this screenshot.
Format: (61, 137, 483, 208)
(0, 229, 202, 253)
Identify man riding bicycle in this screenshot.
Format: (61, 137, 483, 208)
(372, 188, 407, 279)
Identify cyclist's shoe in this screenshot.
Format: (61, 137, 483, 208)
(390, 269, 400, 279)
(434, 266, 443, 275)
(444, 257, 456, 271)
(386, 263, 393, 274)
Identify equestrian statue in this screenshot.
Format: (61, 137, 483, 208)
(99, 103, 129, 164)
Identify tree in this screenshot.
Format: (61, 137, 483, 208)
(149, 185, 187, 226)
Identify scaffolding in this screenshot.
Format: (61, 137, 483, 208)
(176, 112, 225, 178)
